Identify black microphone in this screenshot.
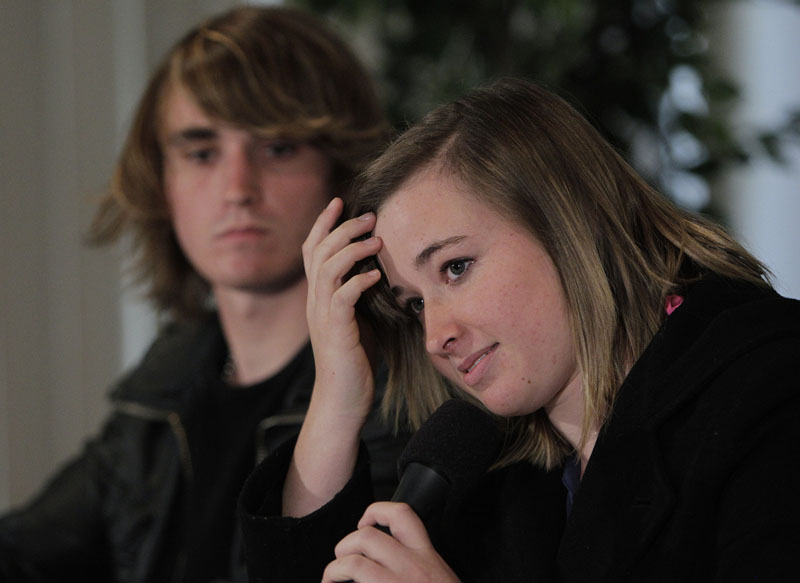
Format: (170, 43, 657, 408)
(381, 398, 502, 532)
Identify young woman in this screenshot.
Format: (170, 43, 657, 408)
(240, 78, 800, 582)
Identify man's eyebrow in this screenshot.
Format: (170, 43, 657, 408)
(165, 127, 217, 145)
(414, 235, 466, 268)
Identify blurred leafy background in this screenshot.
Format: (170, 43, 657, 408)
(289, 0, 800, 214)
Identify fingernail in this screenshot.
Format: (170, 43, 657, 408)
(358, 212, 374, 221)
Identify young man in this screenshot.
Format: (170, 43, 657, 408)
(0, 6, 402, 582)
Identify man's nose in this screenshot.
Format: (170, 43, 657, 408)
(223, 146, 260, 205)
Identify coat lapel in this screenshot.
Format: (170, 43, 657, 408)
(558, 277, 800, 583)
(556, 374, 676, 582)
(556, 277, 783, 581)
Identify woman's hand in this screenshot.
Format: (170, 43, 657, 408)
(283, 198, 384, 517)
(322, 501, 460, 583)
(303, 197, 383, 421)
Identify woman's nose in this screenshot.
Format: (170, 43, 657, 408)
(424, 299, 460, 356)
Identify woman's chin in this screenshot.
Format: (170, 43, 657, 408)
(479, 393, 533, 419)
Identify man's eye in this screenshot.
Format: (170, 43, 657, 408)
(265, 141, 297, 158)
(186, 148, 215, 164)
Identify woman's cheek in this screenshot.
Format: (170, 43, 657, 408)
(431, 356, 459, 386)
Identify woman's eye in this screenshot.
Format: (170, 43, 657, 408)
(406, 297, 424, 315)
(443, 258, 473, 282)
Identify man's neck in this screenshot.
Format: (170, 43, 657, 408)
(213, 280, 310, 386)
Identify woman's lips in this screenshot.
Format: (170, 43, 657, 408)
(460, 343, 498, 386)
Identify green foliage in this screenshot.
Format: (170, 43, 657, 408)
(292, 0, 799, 209)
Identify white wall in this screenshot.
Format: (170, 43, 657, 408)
(712, 0, 800, 300)
(1, 1, 51, 510)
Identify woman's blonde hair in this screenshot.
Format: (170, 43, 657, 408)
(348, 77, 770, 470)
(89, 5, 389, 319)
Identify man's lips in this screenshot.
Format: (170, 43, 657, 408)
(216, 224, 269, 239)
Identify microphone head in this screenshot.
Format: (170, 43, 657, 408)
(398, 398, 502, 496)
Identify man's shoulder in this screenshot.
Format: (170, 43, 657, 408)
(111, 314, 223, 403)
(144, 316, 221, 361)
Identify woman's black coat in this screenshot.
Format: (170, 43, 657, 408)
(240, 277, 800, 582)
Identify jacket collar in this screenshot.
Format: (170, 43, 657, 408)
(110, 313, 317, 418)
(111, 315, 225, 410)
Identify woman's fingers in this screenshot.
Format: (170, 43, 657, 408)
(303, 198, 382, 356)
(327, 266, 382, 318)
(322, 552, 386, 583)
(301, 197, 344, 274)
(303, 198, 377, 281)
(357, 502, 432, 549)
(321, 502, 460, 583)
(334, 520, 395, 561)
(323, 526, 397, 583)
(314, 236, 381, 309)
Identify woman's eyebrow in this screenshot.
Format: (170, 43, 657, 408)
(386, 235, 468, 299)
(414, 235, 466, 268)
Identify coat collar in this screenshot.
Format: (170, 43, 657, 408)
(558, 276, 798, 580)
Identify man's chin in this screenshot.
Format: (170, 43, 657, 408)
(239, 266, 306, 295)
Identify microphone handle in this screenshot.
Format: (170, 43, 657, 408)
(391, 462, 450, 518)
(375, 462, 450, 535)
